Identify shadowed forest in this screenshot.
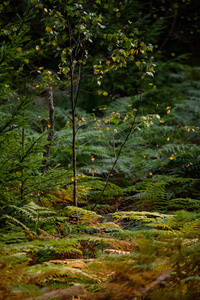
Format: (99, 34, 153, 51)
(0, 0, 200, 299)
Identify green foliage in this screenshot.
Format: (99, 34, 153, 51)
(2, 201, 64, 235)
(65, 205, 103, 223)
(168, 198, 200, 212)
(0, 1, 200, 299)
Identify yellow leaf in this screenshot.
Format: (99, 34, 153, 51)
(103, 91, 108, 96)
(166, 106, 171, 110)
(160, 120, 165, 123)
(46, 26, 52, 32)
(106, 61, 110, 65)
(135, 61, 141, 68)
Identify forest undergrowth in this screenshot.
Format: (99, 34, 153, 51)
(1, 203, 200, 300)
(1, 54, 200, 300)
(1, 0, 200, 299)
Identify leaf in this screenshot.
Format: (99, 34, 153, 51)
(45, 27, 52, 32)
(146, 71, 154, 77)
(135, 61, 141, 68)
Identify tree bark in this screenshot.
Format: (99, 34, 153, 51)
(40, 87, 55, 174)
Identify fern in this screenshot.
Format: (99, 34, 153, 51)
(2, 201, 65, 236)
(25, 262, 93, 286)
(111, 210, 171, 222)
(168, 198, 200, 212)
(65, 206, 103, 224)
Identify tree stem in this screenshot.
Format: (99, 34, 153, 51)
(41, 87, 55, 174)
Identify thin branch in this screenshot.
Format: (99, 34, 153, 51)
(55, 145, 72, 164)
(92, 112, 140, 210)
(159, 11, 177, 51)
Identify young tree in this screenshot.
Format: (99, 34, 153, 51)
(0, 1, 65, 226)
(36, 0, 155, 206)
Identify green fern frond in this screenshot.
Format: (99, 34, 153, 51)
(25, 263, 92, 285)
(111, 211, 171, 223)
(88, 222, 121, 233)
(2, 214, 35, 234)
(65, 206, 103, 223)
(168, 198, 200, 212)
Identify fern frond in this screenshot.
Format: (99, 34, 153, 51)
(65, 206, 103, 223)
(168, 198, 200, 212)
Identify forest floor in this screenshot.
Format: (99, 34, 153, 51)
(1, 207, 200, 299)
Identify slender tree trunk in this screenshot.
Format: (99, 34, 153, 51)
(67, 13, 78, 207)
(40, 87, 55, 174)
(70, 59, 78, 207)
(20, 112, 25, 200)
(72, 93, 77, 207)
